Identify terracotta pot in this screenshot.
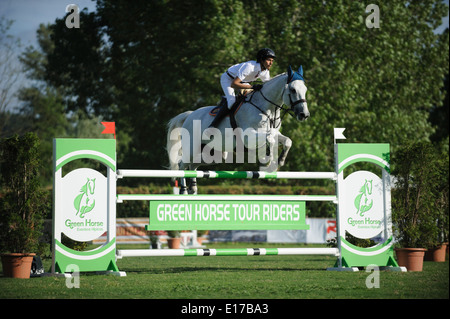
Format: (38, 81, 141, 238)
(425, 243, 448, 262)
(167, 238, 181, 249)
(395, 248, 426, 272)
(1, 253, 36, 278)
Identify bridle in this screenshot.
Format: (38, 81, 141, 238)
(289, 93, 307, 108)
(245, 85, 306, 129)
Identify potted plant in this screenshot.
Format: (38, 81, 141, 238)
(425, 151, 449, 262)
(149, 231, 159, 249)
(0, 133, 47, 278)
(166, 231, 181, 249)
(391, 141, 442, 271)
(196, 230, 208, 245)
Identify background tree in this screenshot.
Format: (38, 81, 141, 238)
(9, 0, 449, 187)
(0, 18, 25, 137)
(18, 23, 109, 182)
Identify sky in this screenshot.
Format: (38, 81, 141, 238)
(1, 0, 97, 112)
(2, 0, 97, 48)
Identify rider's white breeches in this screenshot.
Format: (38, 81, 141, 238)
(220, 72, 236, 109)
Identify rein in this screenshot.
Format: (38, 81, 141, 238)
(244, 87, 301, 129)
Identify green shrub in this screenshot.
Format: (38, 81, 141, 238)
(0, 133, 48, 254)
(391, 141, 447, 248)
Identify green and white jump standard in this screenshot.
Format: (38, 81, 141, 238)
(51, 129, 405, 276)
(52, 139, 122, 276)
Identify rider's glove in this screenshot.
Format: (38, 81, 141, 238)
(252, 84, 263, 91)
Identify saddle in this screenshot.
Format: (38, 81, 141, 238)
(209, 92, 249, 130)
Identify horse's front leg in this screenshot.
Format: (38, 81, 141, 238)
(178, 161, 189, 194)
(264, 129, 278, 172)
(188, 177, 197, 194)
(187, 164, 199, 195)
(235, 127, 271, 168)
(179, 177, 188, 194)
(253, 128, 277, 172)
(276, 132, 292, 167)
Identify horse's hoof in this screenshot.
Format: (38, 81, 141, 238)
(266, 161, 278, 172)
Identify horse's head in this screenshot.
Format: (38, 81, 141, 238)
(283, 65, 309, 121)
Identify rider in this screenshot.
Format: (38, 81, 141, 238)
(207, 48, 276, 129)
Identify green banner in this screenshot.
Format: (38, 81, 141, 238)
(146, 200, 309, 230)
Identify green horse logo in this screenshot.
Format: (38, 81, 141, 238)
(74, 178, 96, 218)
(354, 179, 373, 217)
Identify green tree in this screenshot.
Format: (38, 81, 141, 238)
(429, 72, 449, 147)
(46, 9, 112, 116)
(26, 0, 449, 177)
(18, 24, 71, 183)
(18, 23, 111, 184)
(57, 0, 249, 169)
(263, 0, 449, 173)
(0, 17, 25, 137)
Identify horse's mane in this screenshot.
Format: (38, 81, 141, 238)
(266, 72, 287, 84)
(242, 72, 287, 100)
(254, 72, 287, 95)
(264, 70, 306, 85)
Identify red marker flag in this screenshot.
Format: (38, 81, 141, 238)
(101, 122, 116, 139)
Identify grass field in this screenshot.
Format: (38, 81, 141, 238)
(1, 243, 448, 300)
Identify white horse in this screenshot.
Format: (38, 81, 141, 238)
(167, 65, 309, 194)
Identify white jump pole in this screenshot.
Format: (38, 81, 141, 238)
(117, 169, 337, 180)
(116, 194, 337, 203)
(117, 247, 340, 259)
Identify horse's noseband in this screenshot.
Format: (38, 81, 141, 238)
(289, 94, 306, 109)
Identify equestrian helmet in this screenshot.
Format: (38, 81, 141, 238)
(257, 48, 276, 62)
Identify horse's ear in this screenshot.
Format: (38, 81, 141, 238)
(298, 65, 303, 77)
(287, 65, 293, 83)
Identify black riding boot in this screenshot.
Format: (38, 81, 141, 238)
(209, 99, 230, 128)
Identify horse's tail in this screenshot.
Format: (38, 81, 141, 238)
(166, 111, 193, 170)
